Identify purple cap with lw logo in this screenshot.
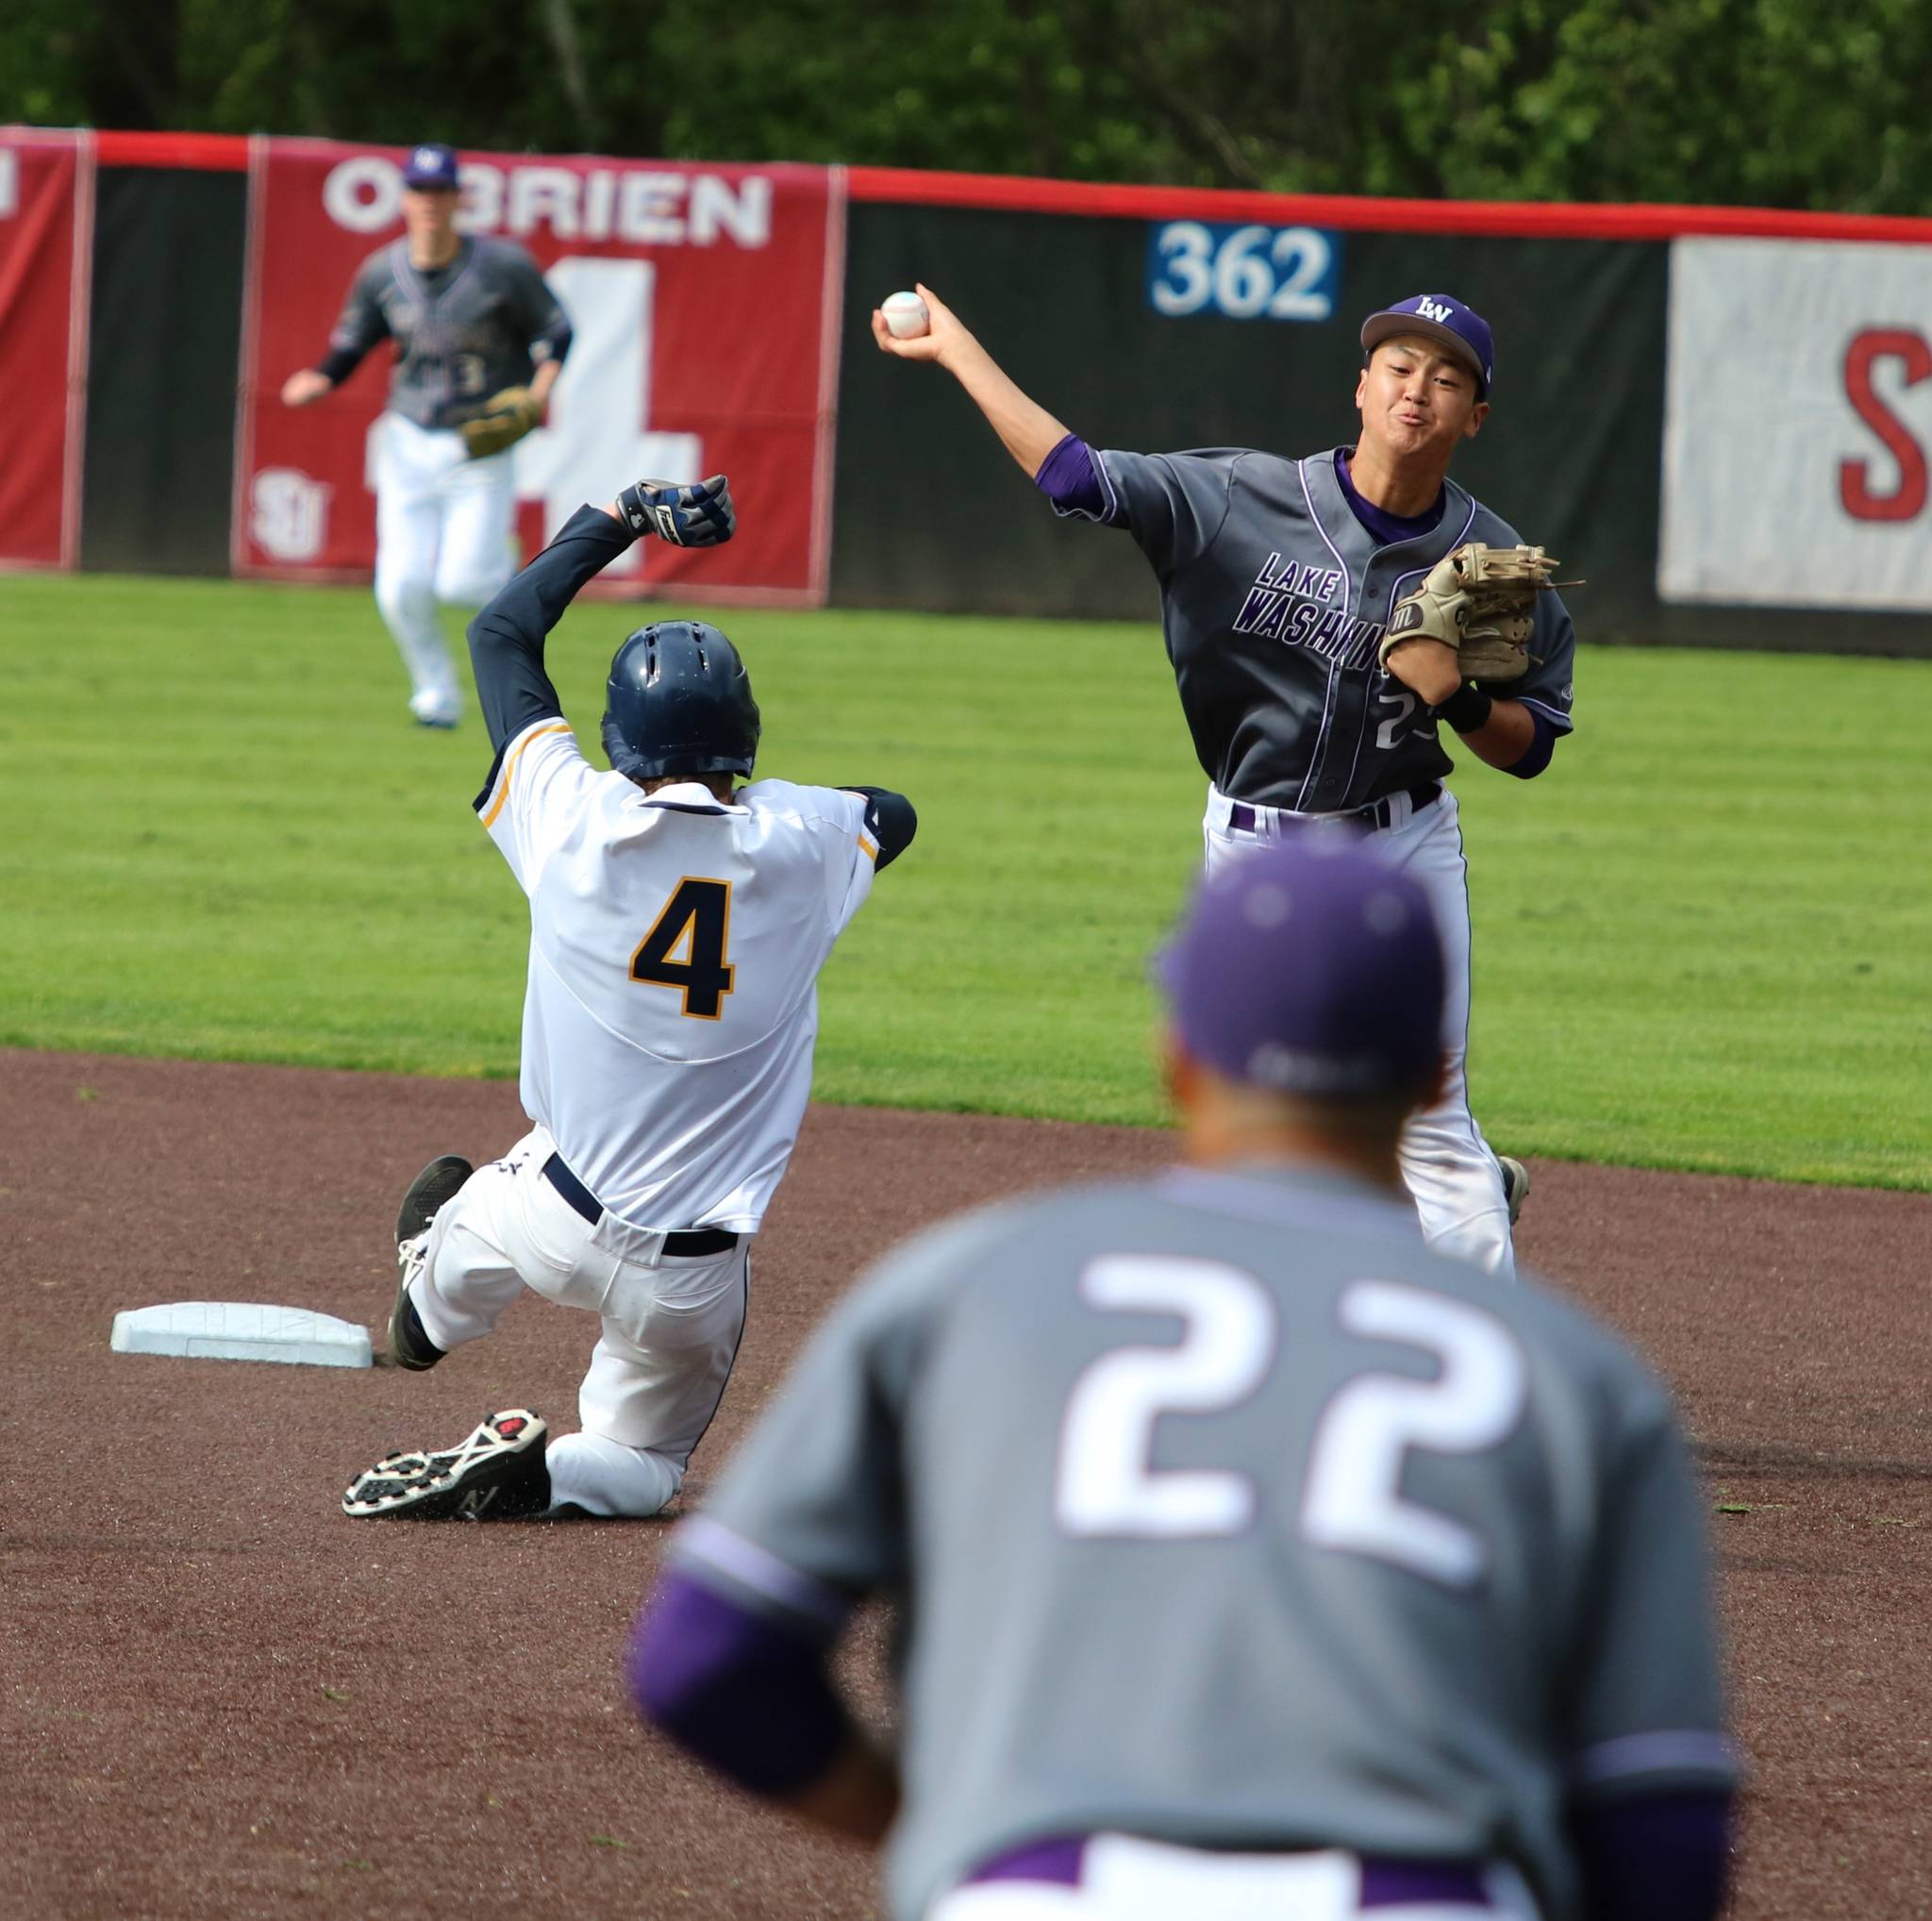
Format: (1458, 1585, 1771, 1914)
(1360, 293, 1495, 395)
(403, 142, 461, 191)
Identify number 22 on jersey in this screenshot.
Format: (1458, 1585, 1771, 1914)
(630, 877, 735, 1019)
(1053, 1256, 1528, 1586)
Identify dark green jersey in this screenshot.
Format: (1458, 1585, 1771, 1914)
(677, 1164, 1736, 1921)
(327, 237, 569, 430)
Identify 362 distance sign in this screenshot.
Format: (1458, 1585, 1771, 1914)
(1147, 221, 1341, 322)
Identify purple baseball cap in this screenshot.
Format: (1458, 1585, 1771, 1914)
(1160, 840, 1444, 1099)
(403, 142, 461, 191)
(1360, 293, 1495, 395)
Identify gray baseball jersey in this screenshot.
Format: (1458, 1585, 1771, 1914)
(1088, 448, 1576, 811)
(677, 1164, 1736, 1921)
(326, 237, 570, 430)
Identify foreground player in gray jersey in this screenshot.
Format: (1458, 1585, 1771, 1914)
(875, 286, 1573, 1281)
(283, 142, 573, 728)
(631, 839, 1737, 1921)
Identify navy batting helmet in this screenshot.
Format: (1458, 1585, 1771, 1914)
(601, 621, 760, 782)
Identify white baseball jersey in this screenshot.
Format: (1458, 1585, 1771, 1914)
(478, 716, 879, 1231)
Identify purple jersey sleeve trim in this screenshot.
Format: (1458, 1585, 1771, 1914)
(1502, 706, 1557, 779)
(628, 1568, 853, 1798)
(674, 1513, 854, 1632)
(1570, 1729, 1740, 1790)
(1572, 1789, 1734, 1921)
(1035, 433, 1118, 523)
(1514, 694, 1574, 734)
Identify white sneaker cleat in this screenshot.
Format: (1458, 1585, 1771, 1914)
(342, 1411, 550, 1520)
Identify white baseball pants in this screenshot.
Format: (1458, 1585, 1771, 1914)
(403, 1126, 749, 1516)
(929, 1836, 1541, 1921)
(371, 412, 520, 726)
(1203, 784, 1516, 1280)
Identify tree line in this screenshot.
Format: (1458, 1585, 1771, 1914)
(7, 0, 1929, 213)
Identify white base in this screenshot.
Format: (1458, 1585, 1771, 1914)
(110, 1301, 373, 1369)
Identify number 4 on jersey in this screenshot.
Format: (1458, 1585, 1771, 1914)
(631, 878, 735, 1019)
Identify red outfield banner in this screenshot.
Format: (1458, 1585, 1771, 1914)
(0, 129, 92, 569)
(235, 138, 844, 602)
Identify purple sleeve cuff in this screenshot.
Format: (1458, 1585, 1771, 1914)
(1572, 1789, 1733, 1921)
(1034, 432, 1116, 523)
(628, 1567, 852, 1798)
(1503, 705, 1557, 779)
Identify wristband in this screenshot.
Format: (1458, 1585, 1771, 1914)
(614, 479, 658, 539)
(1435, 683, 1494, 734)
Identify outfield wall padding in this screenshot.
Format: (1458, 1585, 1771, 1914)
(15, 130, 1932, 656)
(80, 166, 247, 576)
(833, 197, 1932, 655)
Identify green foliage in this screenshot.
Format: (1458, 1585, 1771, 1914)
(3, 572, 1929, 1189)
(5, 0, 1931, 210)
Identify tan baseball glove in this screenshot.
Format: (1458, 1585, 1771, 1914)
(1380, 543, 1562, 682)
(458, 387, 541, 459)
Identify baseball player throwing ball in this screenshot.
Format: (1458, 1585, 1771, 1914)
(282, 142, 574, 729)
(631, 839, 1739, 1921)
(340, 473, 916, 1521)
(874, 285, 1574, 1280)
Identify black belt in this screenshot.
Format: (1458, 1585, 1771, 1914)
(1229, 780, 1441, 835)
(541, 1152, 738, 1256)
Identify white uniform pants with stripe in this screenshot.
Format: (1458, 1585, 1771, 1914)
(929, 1836, 1541, 1921)
(404, 1126, 749, 1516)
(1203, 784, 1515, 1280)
(372, 412, 519, 726)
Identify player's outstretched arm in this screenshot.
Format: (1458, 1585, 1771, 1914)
(286, 263, 390, 408)
(839, 786, 917, 870)
(467, 476, 735, 755)
(873, 283, 1071, 479)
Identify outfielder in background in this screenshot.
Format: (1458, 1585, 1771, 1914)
(875, 286, 1575, 1281)
(281, 142, 574, 728)
(631, 839, 1738, 1921)
(339, 472, 917, 1520)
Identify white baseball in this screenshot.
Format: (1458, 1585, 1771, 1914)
(881, 291, 930, 340)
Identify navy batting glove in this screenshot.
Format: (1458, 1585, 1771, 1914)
(618, 474, 736, 547)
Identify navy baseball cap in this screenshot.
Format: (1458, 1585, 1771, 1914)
(403, 142, 461, 191)
(1360, 293, 1495, 395)
(1160, 840, 1444, 1099)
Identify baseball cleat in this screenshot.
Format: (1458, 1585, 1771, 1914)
(1498, 1155, 1530, 1228)
(388, 1155, 472, 1371)
(396, 1154, 474, 1244)
(342, 1410, 551, 1520)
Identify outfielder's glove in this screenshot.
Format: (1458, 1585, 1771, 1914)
(616, 474, 736, 547)
(1380, 543, 1561, 682)
(458, 387, 542, 459)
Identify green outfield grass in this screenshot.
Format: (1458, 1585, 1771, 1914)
(3, 572, 1928, 1188)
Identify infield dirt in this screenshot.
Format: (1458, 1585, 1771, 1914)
(5, 1049, 1927, 1919)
